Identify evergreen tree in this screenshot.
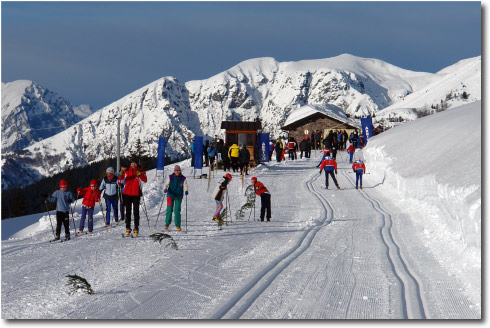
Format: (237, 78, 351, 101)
(9, 185, 28, 218)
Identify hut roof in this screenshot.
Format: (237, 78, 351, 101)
(220, 121, 262, 131)
(282, 104, 360, 129)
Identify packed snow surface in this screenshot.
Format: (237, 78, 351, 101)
(1, 102, 481, 319)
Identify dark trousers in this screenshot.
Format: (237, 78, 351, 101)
(276, 152, 281, 162)
(260, 193, 271, 221)
(119, 193, 125, 222)
(231, 157, 239, 172)
(240, 162, 249, 175)
(324, 170, 339, 188)
(124, 195, 140, 231)
(56, 211, 70, 237)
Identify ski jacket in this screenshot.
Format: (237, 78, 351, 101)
(118, 167, 147, 197)
(213, 177, 230, 202)
(47, 190, 75, 213)
(163, 173, 188, 200)
(116, 171, 125, 194)
(269, 141, 274, 152)
(253, 181, 269, 196)
(288, 141, 296, 150)
(78, 186, 101, 208)
(228, 144, 240, 158)
(274, 140, 282, 152)
(347, 144, 355, 153)
(238, 148, 250, 164)
(100, 175, 118, 199)
(320, 156, 337, 172)
(300, 140, 307, 151)
(352, 160, 366, 173)
(207, 145, 217, 158)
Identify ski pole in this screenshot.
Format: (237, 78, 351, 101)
(154, 193, 166, 229)
(185, 194, 188, 233)
(44, 200, 56, 239)
(227, 190, 232, 223)
(99, 199, 108, 231)
(70, 192, 80, 237)
(141, 193, 151, 232)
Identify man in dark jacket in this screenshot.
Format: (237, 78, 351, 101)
(238, 145, 251, 175)
(299, 138, 307, 159)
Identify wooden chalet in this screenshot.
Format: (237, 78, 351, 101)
(220, 120, 262, 165)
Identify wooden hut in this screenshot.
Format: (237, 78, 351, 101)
(220, 120, 262, 165)
(281, 104, 360, 140)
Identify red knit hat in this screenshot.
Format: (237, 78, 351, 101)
(225, 173, 232, 181)
(251, 177, 257, 182)
(59, 180, 68, 187)
(90, 179, 97, 187)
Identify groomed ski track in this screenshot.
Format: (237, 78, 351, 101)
(1, 154, 480, 319)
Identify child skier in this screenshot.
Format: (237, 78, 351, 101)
(251, 177, 271, 222)
(162, 165, 189, 232)
(77, 179, 101, 234)
(352, 158, 367, 189)
(43, 179, 76, 241)
(319, 152, 340, 189)
(212, 173, 232, 221)
(100, 167, 119, 224)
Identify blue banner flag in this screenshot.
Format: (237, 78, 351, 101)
(257, 133, 270, 163)
(156, 137, 166, 172)
(360, 117, 374, 145)
(194, 136, 203, 169)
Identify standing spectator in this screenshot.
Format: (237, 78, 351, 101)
(100, 167, 119, 225)
(352, 157, 367, 189)
(117, 164, 127, 223)
(208, 141, 217, 170)
(228, 143, 240, 173)
(288, 137, 296, 160)
(216, 139, 224, 163)
(42, 179, 75, 241)
(77, 179, 101, 234)
(118, 159, 147, 237)
(275, 138, 283, 162)
(299, 138, 307, 159)
(204, 140, 210, 167)
(163, 165, 188, 232)
(311, 132, 316, 150)
(251, 177, 271, 222)
(269, 139, 274, 161)
(238, 145, 251, 176)
(305, 137, 312, 158)
(343, 130, 348, 149)
(222, 143, 231, 171)
(319, 152, 340, 189)
(190, 139, 195, 168)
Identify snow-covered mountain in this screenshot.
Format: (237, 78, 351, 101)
(1, 54, 481, 190)
(1, 80, 94, 153)
(375, 56, 481, 123)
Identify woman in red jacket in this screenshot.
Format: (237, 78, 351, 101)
(118, 159, 147, 236)
(77, 179, 101, 234)
(251, 177, 271, 222)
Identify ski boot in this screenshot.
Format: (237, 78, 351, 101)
(356, 186, 358, 189)
(337, 185, 341, 189)
(164, 225, 169, 231)
(125, 229, 131, 237)
(212, 216, 219, 221)
(78, 230, 83, 234)
(133, 230, 139, 237)
(88, 231, 93, 235)
(360, 186, 363, 189)
(65, 234, 70, 241)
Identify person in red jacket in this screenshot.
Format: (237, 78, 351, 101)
(347, 143, 355, 163)
(352, 158, 366, 189)
(251, 177, 271, 222)
(118, 159, 147, 236)
(77, 179, 101, 234)
(319, 152, 340, 189)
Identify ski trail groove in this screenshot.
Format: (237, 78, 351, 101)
(341, 170, 427, 319)
(209, 171, 335, 319)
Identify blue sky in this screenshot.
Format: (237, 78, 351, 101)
(2, 1, 481, 109)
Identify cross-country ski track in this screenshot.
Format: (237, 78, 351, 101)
(1, 155, 480, 319)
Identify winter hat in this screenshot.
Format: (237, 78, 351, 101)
(106, 167, 114, 174)
(225, 173, 232, 181)
(251, 177, 257, 182)
(90, 179, 97, 187)
(59, 180, 68, 188)
(174, 165, 181, 172)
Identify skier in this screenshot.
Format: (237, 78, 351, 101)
(77, 179, 101, 234)
(118, 159, 147, 237)
(228, 143, 240, 173)
(347, 143, 355, 163)
(162, 165, 188, 232)
(212, 173, 232, 221)
(352, 158, 366, 189)
(316, 148, 331, 168)
(251, 177, 271, 222)
(238, 145, 250, 176)
(100, 167, 119, 224)
(42, 179, 75, 241)
(319, 152, 340, 189)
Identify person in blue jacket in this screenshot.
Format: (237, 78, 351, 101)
(207, 142, 217, 169)
(42, 179, 76, 241)
(100, 167, 119, 225)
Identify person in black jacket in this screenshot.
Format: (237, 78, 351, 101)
(299, 138, 307, 159)
(238, 145, 250, 175)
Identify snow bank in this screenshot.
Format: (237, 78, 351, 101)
(364, 101, 481, 295)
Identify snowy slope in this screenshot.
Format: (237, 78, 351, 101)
(1, 54, 480, 190)
(1, 80, 94, 153)
(1, 133, 480, 319)
(375, 56, 481, 123)
(363, 100, 481, 306)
